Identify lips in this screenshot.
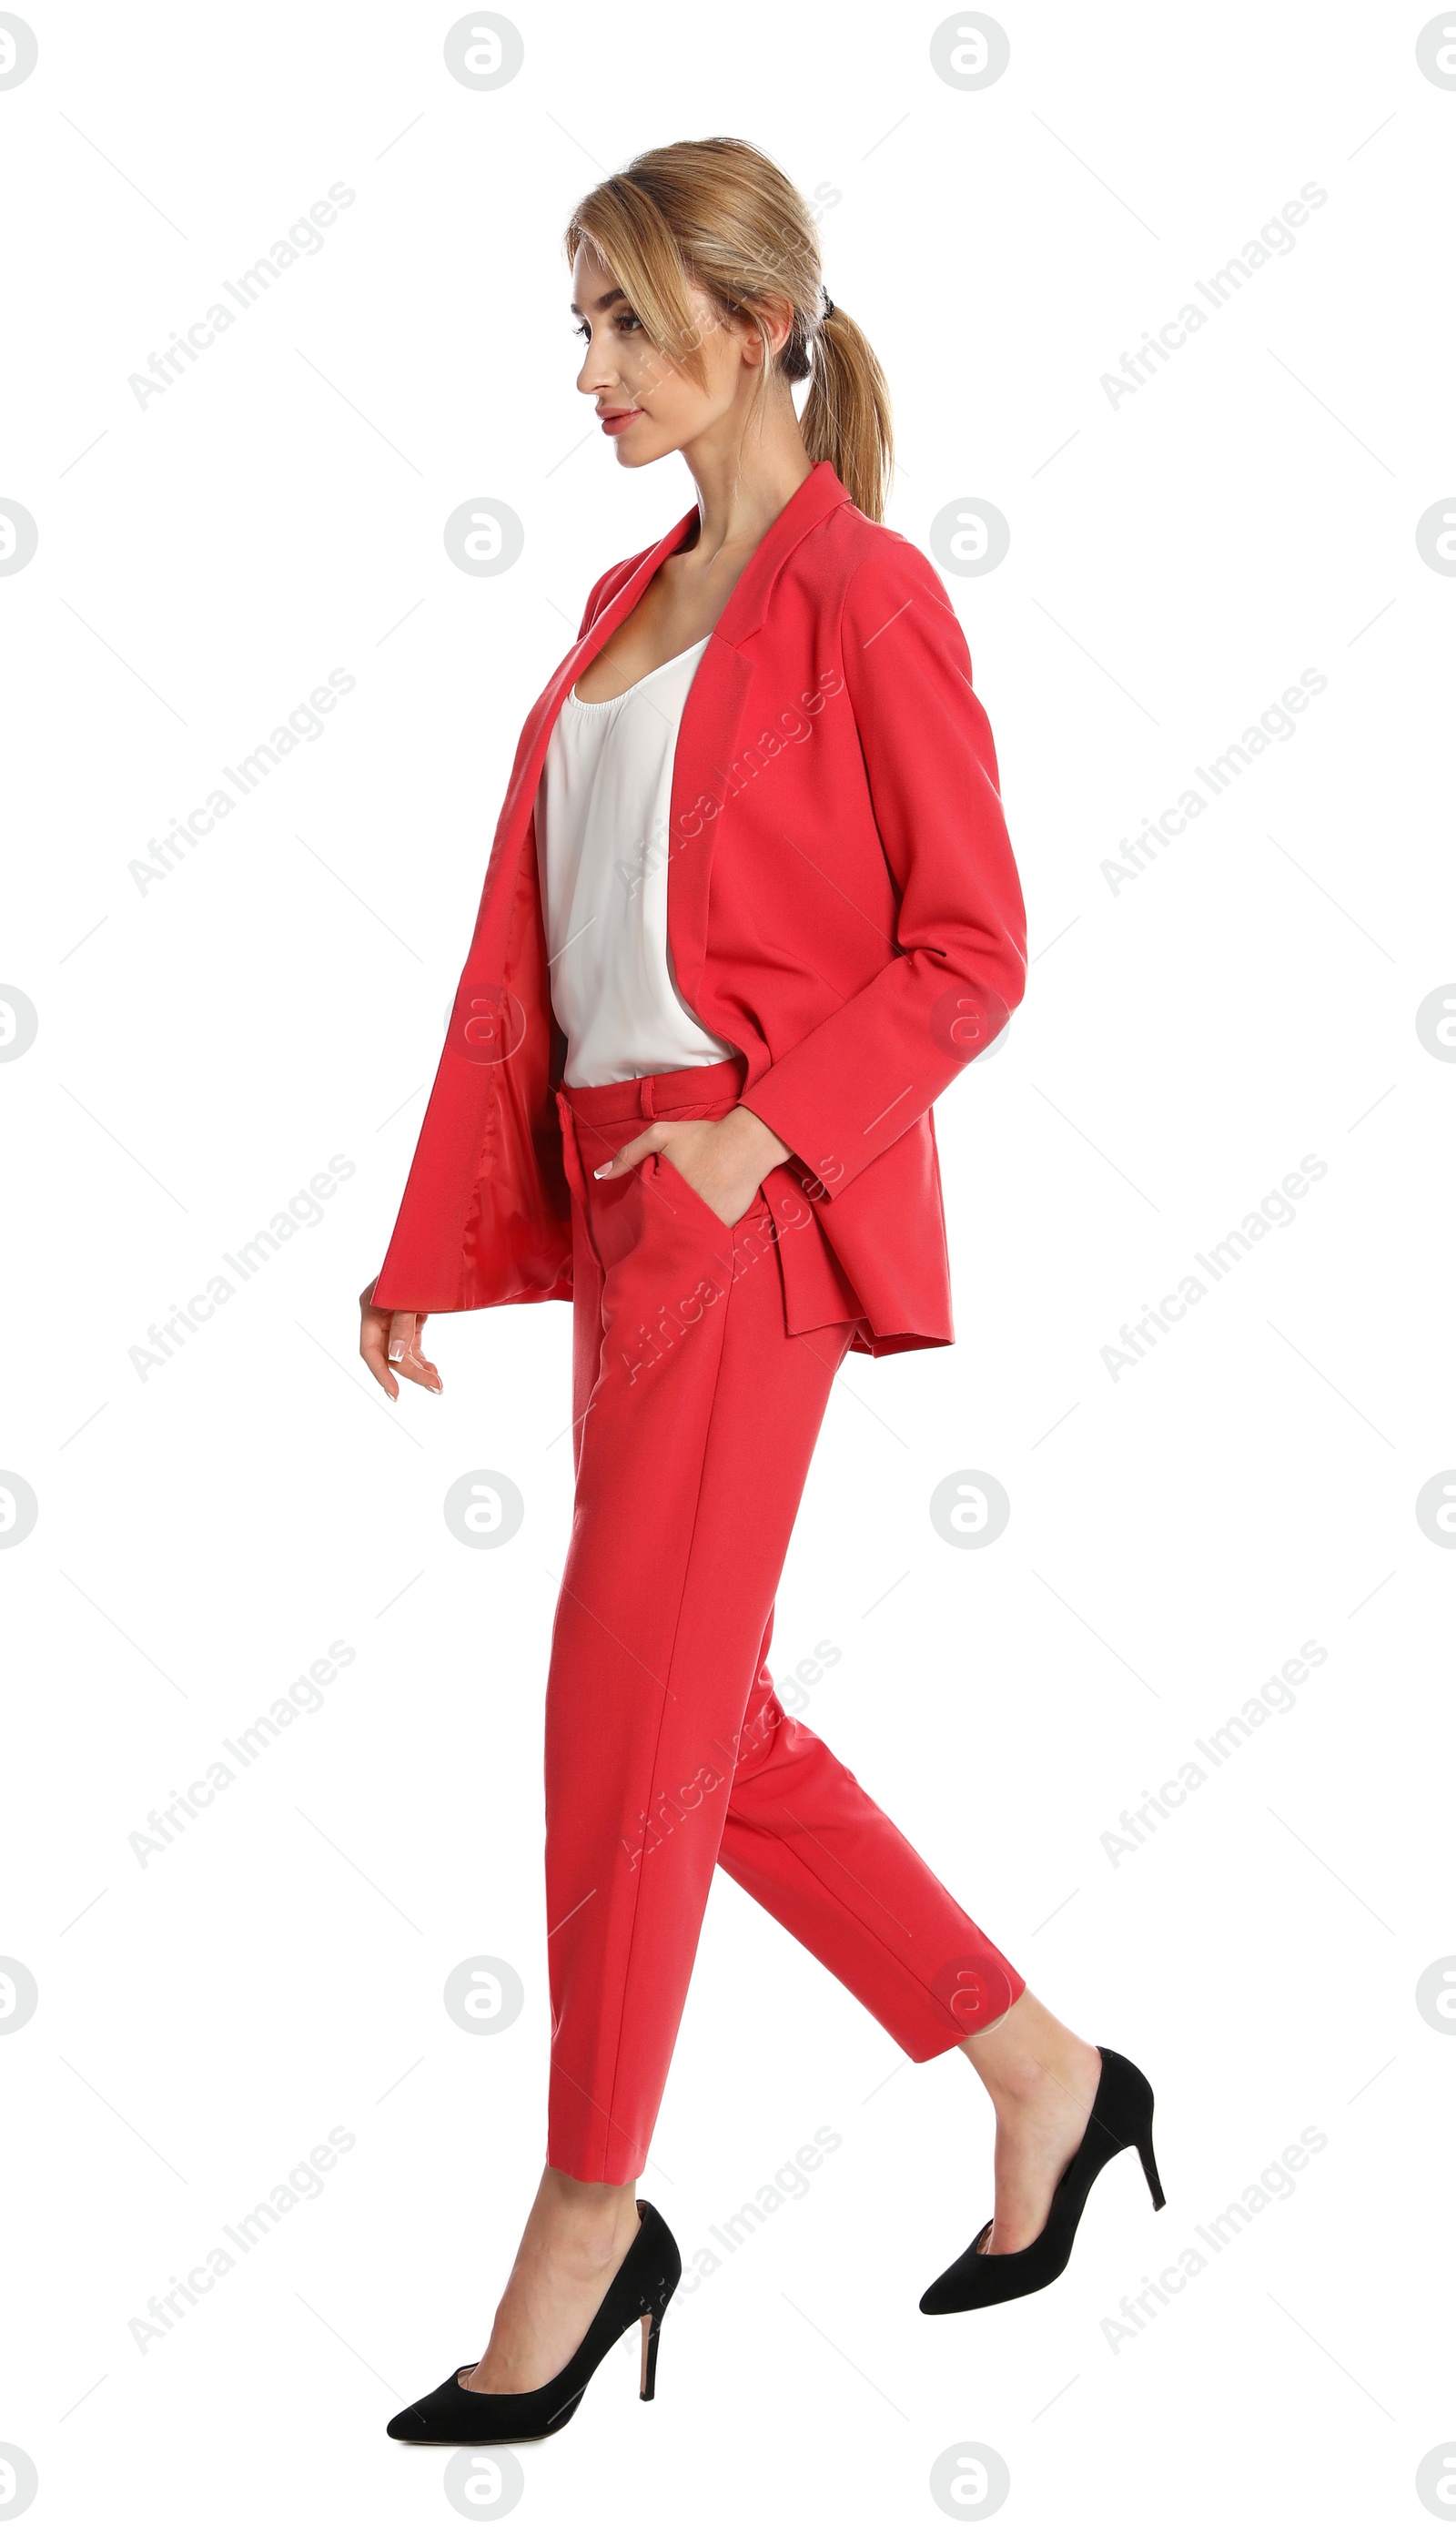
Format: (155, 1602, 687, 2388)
(599, 409, 642, 434)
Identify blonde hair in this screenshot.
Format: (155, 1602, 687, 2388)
(563, 137, 894, 523)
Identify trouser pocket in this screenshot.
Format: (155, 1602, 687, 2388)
(652, 1147, 770, 1242)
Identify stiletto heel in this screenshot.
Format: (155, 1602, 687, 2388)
(388, 2198, 681, 2446)
(1136, 2124, 1166, 2210)
(920, 2046, 1164, 2315)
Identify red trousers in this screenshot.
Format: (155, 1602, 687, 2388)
(545, 1060, 1024, 2183)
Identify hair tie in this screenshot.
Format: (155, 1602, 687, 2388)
(820, 287, 834, 324)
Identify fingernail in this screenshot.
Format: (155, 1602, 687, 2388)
(592, 1163, 611, 1178)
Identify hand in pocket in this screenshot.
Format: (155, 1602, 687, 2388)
(593, 1105, 791, 1229)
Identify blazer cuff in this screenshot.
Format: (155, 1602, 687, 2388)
(741, 1032, 925, 1202)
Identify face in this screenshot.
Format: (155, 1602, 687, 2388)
(571, 238, 791, 468)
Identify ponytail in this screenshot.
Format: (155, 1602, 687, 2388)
(799, 300, 894, 524)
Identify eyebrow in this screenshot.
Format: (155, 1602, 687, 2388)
(569, 286, 627, 317)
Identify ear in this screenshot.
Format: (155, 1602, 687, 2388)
(738, 294, 797, 369)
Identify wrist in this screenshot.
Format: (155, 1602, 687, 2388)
(728, 1103, 792, 1172)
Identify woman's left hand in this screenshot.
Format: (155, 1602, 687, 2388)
(594, 1104, 793, 1229)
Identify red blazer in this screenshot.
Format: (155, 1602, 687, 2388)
(370, 461, 1026, 1356)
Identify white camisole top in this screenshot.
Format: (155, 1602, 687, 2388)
(533, 636, 737, 1088)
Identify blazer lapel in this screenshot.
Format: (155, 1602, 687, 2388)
(469, 503, 700, 974)
(470, 461, 852, 1005)
(662, 634, 754, 1017)
(665, 461, 852, 1013)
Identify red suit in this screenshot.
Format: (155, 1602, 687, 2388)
(374, 464, 1029, 2179)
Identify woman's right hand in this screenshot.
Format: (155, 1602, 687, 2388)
(359, 1278, 442, 1399)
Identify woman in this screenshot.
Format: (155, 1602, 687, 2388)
(363, 138, 1162, 2449)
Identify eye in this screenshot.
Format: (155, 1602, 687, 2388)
(571, 308, 643, 344)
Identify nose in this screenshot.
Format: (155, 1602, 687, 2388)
(576, 336, 619, 399)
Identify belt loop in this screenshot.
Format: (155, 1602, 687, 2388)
(641, 1075, 656, 1119)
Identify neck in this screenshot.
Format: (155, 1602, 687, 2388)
(676, 395, 815, 564)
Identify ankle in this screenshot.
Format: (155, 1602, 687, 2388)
(986, 2054, 1093, 2118)
(961, 2006, 1099, 2112)
(531, 2173, 640, 2261)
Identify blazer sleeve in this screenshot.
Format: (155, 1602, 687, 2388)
(741, 536, 1027, 1199)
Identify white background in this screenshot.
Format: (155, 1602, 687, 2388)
(4, 3, 1454, 2527)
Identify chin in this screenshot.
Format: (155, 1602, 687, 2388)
(615, 438, 672, 469)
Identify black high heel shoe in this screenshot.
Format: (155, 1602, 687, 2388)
(387, 2198, 681, 2446)
(919, 2046, 1164, 2315)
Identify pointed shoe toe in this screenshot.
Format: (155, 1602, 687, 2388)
(386, 2365, 584, 2446)
(918, 2222, 1052, 2315)
(386, 2368, 479, 2443)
